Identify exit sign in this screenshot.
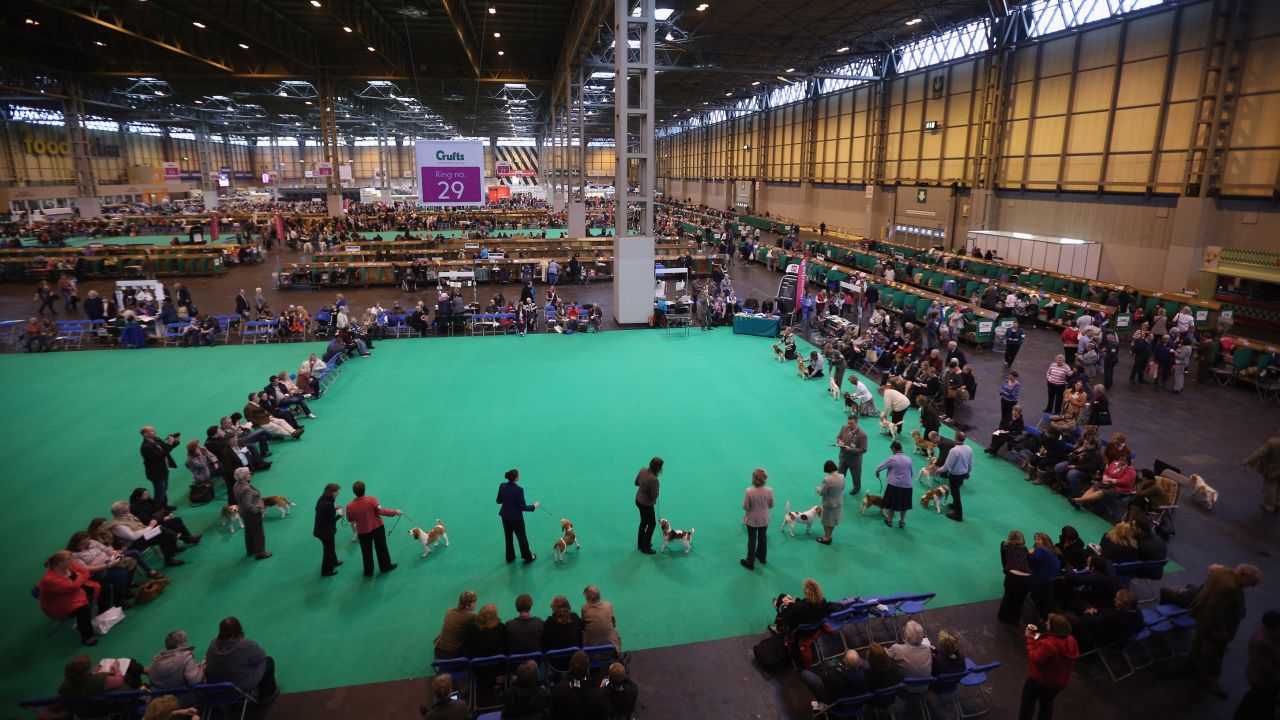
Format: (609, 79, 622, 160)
(924, 120, 939, 131)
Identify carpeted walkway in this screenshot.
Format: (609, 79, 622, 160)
(0, 330, 1112, 707)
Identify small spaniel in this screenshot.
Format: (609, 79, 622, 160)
(920, 486, 950, 513)
(658, 518, 695, 554)
(552, 518, 580, 563)
(409, 520, 449, 557)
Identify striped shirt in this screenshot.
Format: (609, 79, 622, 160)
(1045, 362, 1071, 385)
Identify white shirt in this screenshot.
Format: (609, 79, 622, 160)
(885, 268, 896, 283)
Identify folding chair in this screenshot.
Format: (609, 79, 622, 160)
(543, 647, 580, 687)
(1140, 607, 1179, 664)
(431, 657, 472, 696)
(815, 692, 873, 719)
(162, 322, 187, 347)
(582, 644, 620, 678)
(955, 660, 1002, 717)
(0, 319, 23, 348)
(1209, 363, 1236, 387)
(469, 655, 507, 712)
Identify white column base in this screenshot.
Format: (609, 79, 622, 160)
(567, 202, 587, 237)
(75, 197, 102, 219)
(201, 190, 220, 211)
(326, 192, 344, 218)
(612, 235, 656, 326)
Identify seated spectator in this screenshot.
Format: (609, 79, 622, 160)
(243, 393, 303, 440)
(1072, 455, 1136, 509)
(128, 489, 201, 545)
(66, 532, 131, 610)
(1102, 433, 1131, 464)
(21, 316, 50, 353)
(932, 630, 966, 676)
(146, 630, 206, 694)
(985, 405, 1026, 456)
(549, 650, 610, 719)
(298, 354, 326, 397)
(543, 595, 584, 651)
(204, 617, 278, 703)
(801, 649, 867, 712)
(505, 594, 545, 655)
(434, 591, 477, 660)
(420, 673, 471, 720)
(70, 528, 162, 582)
(1098, 522, 1140, 564)
(581, 584, 622, 650)
(140, 694, 200, 720)
(1021, 429, 1068, 483)
(1068, 589, 1144, 651)
(1069, 554, 1123, 611)
(864, 642, 904, 708)
(1053, 438, 1103, 498)
(184, 439, 220, 488)
(888, 621, 933, 692)
(463, 603, 507, 659)
(600, 662, 638, 718)
(107, 502, 184, 567)
(501, 660, 549, 719)
(1131, 469, 1176, 514)
(58, 654, 144, 709)
(266, 373, 316, 419)
(1055, 526, 1090, 571)
(37, 552, 101, 646)
(771, 578, 835, 636)
(1133, 518, 1167, 578)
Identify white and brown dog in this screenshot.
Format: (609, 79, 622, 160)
(859, 494, 887, 515)
(658, 518, 695, 554)
(878, 415, 899, 441)
(1189, 473, 1219, 509)
(409, 520, 449, 557)
(828, 375, 842, 399)
(221, 504, 244, 533)
(910, 429, 936, 456)
(920, 485, 950, 513)
(262, 496, 296, 519)
(552, 518, 580, 562)
(916, 458, 942, 488)
(781, 501, 823, 536)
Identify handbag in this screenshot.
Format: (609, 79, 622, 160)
(134, 578, 170, 605)
(91, 606, 126, 636)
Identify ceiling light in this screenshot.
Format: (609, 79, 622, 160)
(786, 67, 795, 72)
(836, 46, 849, 53)
(696, 3, 709, 10)
(725, 92, 732, 97)
(665, 32, 674, 41)
(367, 46, 376, 51)
(194, 99, 204, 104)
(25, 18, 40, 25)
(305, 101, 312, 105)
(192, 21, 206, 28)
(655, 8, 675, 20)
(342, 26, 352, 32)
(493, 32, 500, 38)
(488, 6, 496, 13)
(310, 0, 322, 6)
(238, 43, 249, 49)
(751, 80, 760, 86)
(906, 17, 923, 25)
(94, 41, 106, 47)
(497, 50, 505, 55)
(776, 76, 790, 83)
(279, 91, 288, 97)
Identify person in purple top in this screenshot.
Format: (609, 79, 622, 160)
(874, 442, 915, 529)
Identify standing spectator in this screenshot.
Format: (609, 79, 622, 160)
(740, 468, 774, 571)
(234, 288, 250, 319)
(139, 425, 180, 508)
(205, 617, 279, 704)
(1242, 432, 1280, 515)
(1018, 614, 1079, 720)
(34, 280, 58, 316)
(1044, 356, 1071, 415)
(1189, 564, 1263, 697)
(581, 585, 622, 650)
(835, 415, 868, 496)
(313, 483, 343, 577)
(999, 370, 1021, 426)
(1101, 331, 1121, 389)
(816, 460, 845, 545)
(634, 457, 662, 555)
(1129, 330, 1152, 384)
(940, 432, 974, 523)
(233, 468, 271, 561)
(1004, 321, 1025, 367)
(1061, 325, 1079, 365)
(58, 273, 79, 312)
(999, 531, 1033, 624)
(497, 469, 538, 564)
(873, 441, 915, 529)
(347, 480, 402, 575)
(1234, 610, 1280, 720)
(83, 290, 105, 322)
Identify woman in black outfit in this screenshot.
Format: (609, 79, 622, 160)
(998, 531, 1033, 624)
(1055, 526, 1090, 571)
(542, 595, 584, 651)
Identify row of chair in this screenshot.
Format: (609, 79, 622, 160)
(815, 658, 1004, 720)
(431, 644, 620, 713)
(1080, 603, 1196, 683)
(18, 681, 257, 720)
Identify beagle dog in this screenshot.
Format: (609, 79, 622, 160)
(409, 520, 449, 557)
(262, 496, 295, 519)
(552, 518, 580, 562)
(911, 429, 936, 456)
(658, 518, 694, 554)
(221, 504, 243, 533)
(920, 486, 950, 513)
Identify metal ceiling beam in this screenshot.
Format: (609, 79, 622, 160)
(584, 61, 879, 81)
(148, 0, 324, 75)
(325, 0, 415, 78)
(438, 0, 484, 77)
(86, 72, 548, 83)
(31, 0, 234, 73)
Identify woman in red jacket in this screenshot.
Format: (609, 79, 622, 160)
(1019, 613, 1079, 720)
(37, 551, 102, 646)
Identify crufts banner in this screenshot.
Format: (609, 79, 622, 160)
(415, 140, 484, 207)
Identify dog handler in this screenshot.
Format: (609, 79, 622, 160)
(313, 483, 343, 577)
(346, 480, 402, 576)
(835, 415, 868, 496)
(635, 457, 663, 554)
(498, 468, 540, 564)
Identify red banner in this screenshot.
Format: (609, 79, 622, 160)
(796, 250, 807, 312)
(210, 214, 219, 244)
(273, 213, 286, 245)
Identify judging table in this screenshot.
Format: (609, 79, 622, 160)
(732, 313, 781, 337)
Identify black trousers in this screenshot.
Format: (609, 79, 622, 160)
(998, 572, 1033, 624)
(745, 525, 768, 566)
(1005, 344, 1021, 366)
(1044, 383, 1065, 414)
(1233, 685, 1277, 720)
(947, 472, 968, 518)
(502, 518, 533, 562)
(318, 535, 338, 575)
(242, 511, 266, 556)
(71, 586, 96, 641)
(1018, 677, 1059, 720)
(636, 502, 657, 550)
(358, 525, 393, 574)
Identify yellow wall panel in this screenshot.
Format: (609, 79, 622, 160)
(902, 101, 922, 129)
(1039, 36, 1077, 77)
(1241, 37, 1280, 93)
(1160, 101, 1196, 150)
(1104, 154, 1153, 186)
(1062, 155, 1103, 186)
(1010, 81, 1035, 118)
(1222, 149, 1280, 193)
(1005, 118, 1030, 155)
(1068, 112, 1109, 154)
(1024, 156, 1063, 184)
(1116, 58, 1166, 107)
(1035, 75, 1071, 117)
(1109, 106, 1159, 152)
(1073, 68, 1115, 112)
(1169, 51, 1206, 102)
(1079, 24, 1121, 69)
(1012, 46, 1039, 82)
(1030, 115, 1066, 155)
(940, 159, 966, 182)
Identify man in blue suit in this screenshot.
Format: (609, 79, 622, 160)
(497, 468, 540, 564)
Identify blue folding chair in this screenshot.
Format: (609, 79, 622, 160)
(817, 691, 873, 719)
(955, 660, 1002, 717)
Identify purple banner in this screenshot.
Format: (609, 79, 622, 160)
(421, 165, 482, 205)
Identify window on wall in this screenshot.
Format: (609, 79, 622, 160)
(124, 122, 164, 136)
(764, 82, 806, 109)
(1020, 0, 1164, 38)
(894, 18, 990, 73)
(820, 59, 878, 95)
(7, 104, 64, 126)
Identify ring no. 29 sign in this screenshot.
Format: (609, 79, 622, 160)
(415, 140, 483, 207)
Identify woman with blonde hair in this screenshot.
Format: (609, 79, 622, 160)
(463, 603, 507, 667)
(772, 578, 834, 636)
(741, 467, 774, 571)
(1098, 522, 1140, 563)
(932, 630, 967, 675)
(999, 530, 1032, 624)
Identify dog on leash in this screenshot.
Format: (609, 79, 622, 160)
(916, 458, 942, 488)
(1189, 474, 1219, 509)
(262, 496, 296, 519)
(552, 519, 580, 562)
(878, 415, 899, 440)
(221, 504, 244, 533)
(910, 429, 936, 456)
(658, 518, 695, 554)
(409, 520, 449, 557)
(920, 486, 950, 513)
(828, 375, 842, 399)
(859, 494, 887, 515)
(782, 501, 823, 536)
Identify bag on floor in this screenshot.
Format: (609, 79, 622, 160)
(752, 635, 789, 671)
(134, 579, 170, 605)
(92, 606, 126, 636)
(189, 481, 214, 505)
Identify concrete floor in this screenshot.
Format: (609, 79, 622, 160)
(3, 236, 1277, 720)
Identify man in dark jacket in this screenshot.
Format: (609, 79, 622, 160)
(314, 483, 343, 577)
(601, 662, 639, 718)
(234, 288, 250, 319)
(1069, 589, 1144, 651)
(82, 291, 105, 322)
(140, 425, 179, 508)
(549, 651, 610, 719)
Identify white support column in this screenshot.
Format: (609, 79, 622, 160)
(567, 66, 587, 237)
(62, 82, 101, 219)
(613, 0, 656, 325)
(195, 122, 219, 211)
